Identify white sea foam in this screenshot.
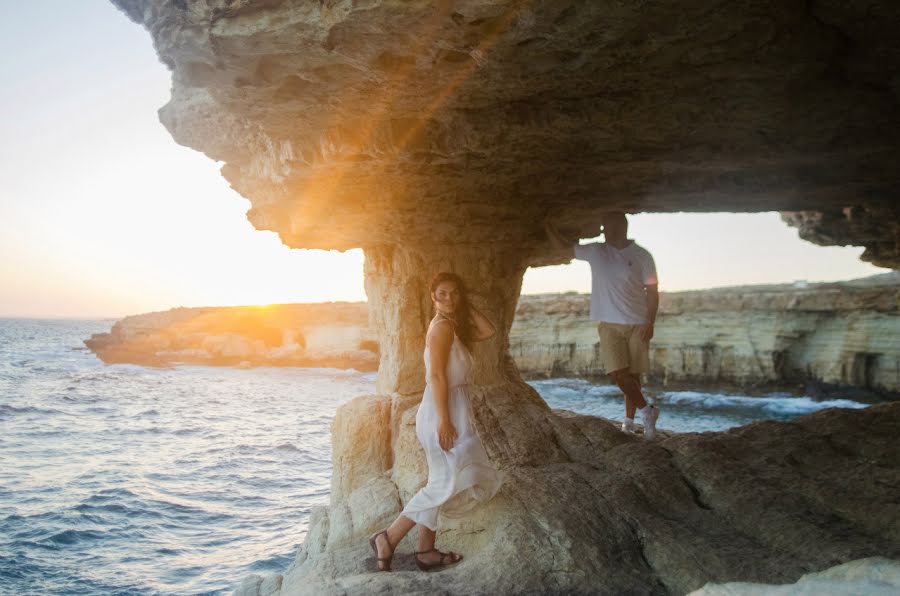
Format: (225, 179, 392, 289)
(660, 391, 868, 415)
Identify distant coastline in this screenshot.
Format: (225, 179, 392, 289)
(84, 273, 900, 397)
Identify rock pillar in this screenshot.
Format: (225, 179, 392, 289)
(362, 242, 569, 468)
(363, 243, 527, 395)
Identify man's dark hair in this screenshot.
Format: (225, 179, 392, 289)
(602, 210, 628, 231)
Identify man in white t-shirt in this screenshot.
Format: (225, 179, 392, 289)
(545, 212, 661, 439)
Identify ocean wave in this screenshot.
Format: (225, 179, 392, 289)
(248, 551, 294, 572)
(173, 427, 198, 436)
(80, 488, 141, 503)
(0, 404, 63, 417)
(131, 426, 167, 435)
(762, 396, 869, 415)
(659, 391, 868, 414)
(529, 378, 622, 397)
(139, 493, 233, 522)
(274, 442, 300, 452)
(4, 320, 334, 593)
(43, 528, 107, 546)
(74, 501, 130, 515)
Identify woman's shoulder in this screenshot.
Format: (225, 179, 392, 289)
(429, 314, 456, 329)
(426, 316, 456, 343)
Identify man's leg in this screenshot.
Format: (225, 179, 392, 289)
(630, 372, 646, 417)
(609, 368, 648, 419)
(600, 322, 644, 428)
(627, 324, 660, 439)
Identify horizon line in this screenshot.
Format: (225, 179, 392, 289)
(3, 273, 893, 320)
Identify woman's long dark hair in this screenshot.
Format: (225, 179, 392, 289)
(429, 271, 474, 351)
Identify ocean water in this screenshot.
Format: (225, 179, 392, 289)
(0, 319, 871, 595)
(531, 378, 869, 433)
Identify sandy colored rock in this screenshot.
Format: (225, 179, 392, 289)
(246, 401, 899, 595)
(389, 400, 427, 505)
(326, 476, 400, 551)
(108, 3, 900, 594)
(329, 394, 393, 504)
(511, 276, 900, 394)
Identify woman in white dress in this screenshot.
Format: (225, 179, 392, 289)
(368, 271, 505, 572)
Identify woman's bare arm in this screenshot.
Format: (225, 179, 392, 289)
(469, 304, 496, 342)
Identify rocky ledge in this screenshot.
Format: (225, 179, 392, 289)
(236, 396, 899, 595)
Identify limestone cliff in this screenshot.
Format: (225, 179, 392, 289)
(512, 275, 900, 396)
(86, 275, 900, 395)
(109, 2, 900, 594)
(84, 302, 376, 370)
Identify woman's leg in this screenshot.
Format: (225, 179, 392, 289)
(374, 514, 416, 564)
(415, 523, 462, 564)
(417, 524, 436, 552)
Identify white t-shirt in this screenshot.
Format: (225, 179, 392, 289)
(573, 240, 658, 324)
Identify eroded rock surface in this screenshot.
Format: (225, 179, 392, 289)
(109, 2, 900, 594)
(112, 0, 900, 261)
(237, 400, 899, 596)
(512, 275, 900, 395)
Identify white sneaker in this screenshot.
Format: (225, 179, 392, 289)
(621, 419, 636, 434)
(641, 405, 660, 440)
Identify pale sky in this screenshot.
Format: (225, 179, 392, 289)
(0, 1, 886, 319)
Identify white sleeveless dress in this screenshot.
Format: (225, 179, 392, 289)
(400, 320, 504, 530)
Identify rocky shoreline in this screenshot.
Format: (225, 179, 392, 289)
(84, 302, 378, 372)
(512, 274, 900, 398)
(101, 1, 900, 593)
(238, 393, 900, 596)
(86, 275, 899, 397)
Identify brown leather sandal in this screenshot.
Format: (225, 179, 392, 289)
(414, 547, 463, 571)
(369, 529, 394, 572)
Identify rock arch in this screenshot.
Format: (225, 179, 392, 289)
(111, 1, 900, 593)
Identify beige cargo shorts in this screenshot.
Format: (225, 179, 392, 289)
(597, 322, 650, 375)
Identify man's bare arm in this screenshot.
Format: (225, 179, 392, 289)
(638, 284, 659, 342)
(544, 220, 575, 259)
